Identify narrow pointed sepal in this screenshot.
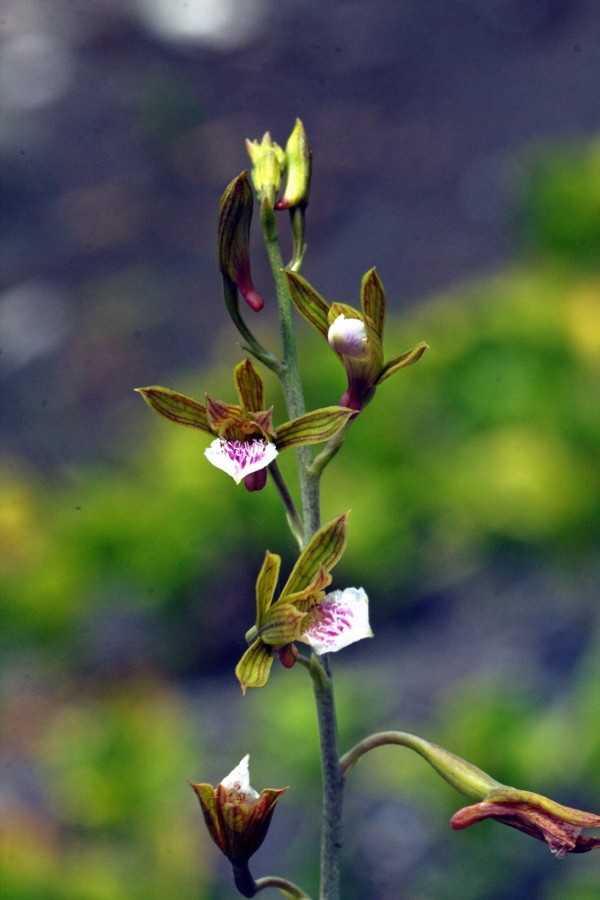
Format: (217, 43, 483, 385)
(234, 358, 265, 412)
(281, 512, 349, 597)
(255, 551, 281, 623)
(205, 396, 244, 433)
(285, 271, 330, 339)
(275, 407, 354, 449)
(190, 782, 226, 854)
(236, 639, 274, 693)
(135, 387, 212, 433)
(376, 341, 429, 384)
(360, 267, 386, 340)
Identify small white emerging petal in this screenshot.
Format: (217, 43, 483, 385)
(328, 314, 369, 359)
(204, 438, 278, 484)
(221, 754, 259, 802)
(301, 587, 373, 655)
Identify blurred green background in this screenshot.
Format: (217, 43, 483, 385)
(2, 3, 600, 898)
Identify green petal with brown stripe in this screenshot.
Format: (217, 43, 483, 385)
(135, 386, 212, 433)
(235, 639, 274, 693)
(275, 407, 353, 449)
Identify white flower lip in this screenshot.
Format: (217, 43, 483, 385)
(302, 586, 373, 655)
(221, 754, 259, 802)
(327, 314, 369, 359)
(204, 437, 278, 484)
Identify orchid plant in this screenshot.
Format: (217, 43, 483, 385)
(138, 120, 600, 898)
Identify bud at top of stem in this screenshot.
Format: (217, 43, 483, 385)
(276, 118, 312, 210)
(246, 132, 286, 207)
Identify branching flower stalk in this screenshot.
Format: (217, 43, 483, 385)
(138, 119, 600, 899)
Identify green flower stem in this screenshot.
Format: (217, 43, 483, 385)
(259, 198, 343, 900)
(309, 654, 344, 900)
(269, 461, 304, 550)
(340, 731, 500, 800)
(287, 205, 307, 272)
(233, 862, 312, 899)
(233, 862, 258, 897)
(259, 197, 319, 543)
(255, 875, 313, 899)
(222, 277, 284, 375)
(308, 419, 353, 479)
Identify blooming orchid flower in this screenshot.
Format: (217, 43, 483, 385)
(137, 358, 353, 491)
(236, 513, 373, 693)
(286, 268, 428, 411)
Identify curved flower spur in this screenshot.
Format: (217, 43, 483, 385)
(136, 358, 353, 491)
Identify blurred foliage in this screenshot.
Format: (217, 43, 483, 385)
(1, 141, 600, 898)
(521, 139, 600, 266)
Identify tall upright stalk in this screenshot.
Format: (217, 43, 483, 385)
(260, 199, 343, 899)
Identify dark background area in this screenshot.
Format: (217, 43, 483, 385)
(1, 2, 600, 898)
(3, 0, 599, 468)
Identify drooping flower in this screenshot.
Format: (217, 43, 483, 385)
(338, 731, 600, 860)
(451, 790, 600, 858)
(136, 358, 353, 491)
(218, 171, 265, 312)
(400, 740, 600, 857)
(236, 512, 373, 692)
(190, 755, 287, 866)
(286, 267, 428, 411)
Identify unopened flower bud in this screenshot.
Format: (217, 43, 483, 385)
(218, 172, 265, 312)
(276, 118, 312, 210)
(246, 132, 286, 206)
